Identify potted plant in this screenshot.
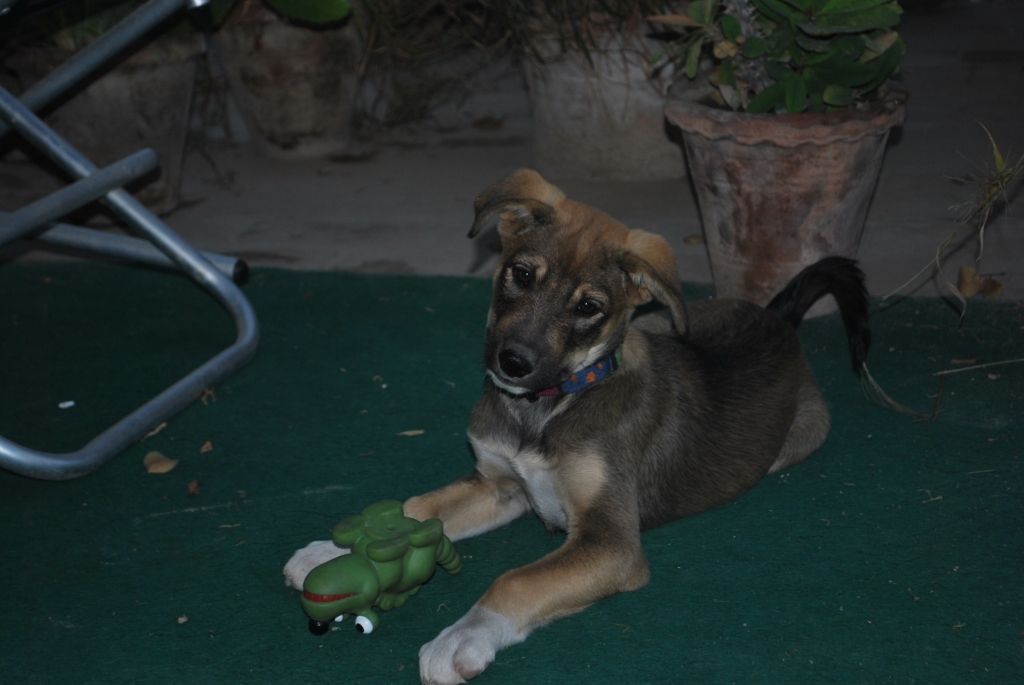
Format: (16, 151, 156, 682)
(655, 0, 907, 314)
(488, 1, 688, 182)
(210, 0, 358, 158)
(345, 0, 512, 138)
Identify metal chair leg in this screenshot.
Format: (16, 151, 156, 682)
(0, 149, 159, 243)
(0, 0, 259, 480)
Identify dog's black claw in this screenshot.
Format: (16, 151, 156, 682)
(308, 619, 330, 636)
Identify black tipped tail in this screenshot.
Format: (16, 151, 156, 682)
(766, 257, 870, 376)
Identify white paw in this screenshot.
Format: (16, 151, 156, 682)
(419, 606, 522, 685)
(282, 540, 349, 589)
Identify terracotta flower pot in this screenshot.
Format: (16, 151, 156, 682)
(665, 84, 907, 315)
(213, 4, 359, 159)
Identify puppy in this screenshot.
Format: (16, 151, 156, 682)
(285, 169, 870, 685)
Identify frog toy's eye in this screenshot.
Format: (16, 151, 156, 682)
(355, 616, 374, 634)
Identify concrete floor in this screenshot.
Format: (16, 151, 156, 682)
(3, 0, 1023, 301)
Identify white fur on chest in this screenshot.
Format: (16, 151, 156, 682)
(469, 435, 568, 530)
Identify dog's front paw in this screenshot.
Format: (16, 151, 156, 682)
(419, 606, 521, 685)
(402, 494, 434, 523)
(283, 540, 349, 589)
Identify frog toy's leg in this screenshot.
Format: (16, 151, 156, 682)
(391, 585, 419, 609)
(377, 592, 398, 611)
(435, 535, 462, 575)
(354, 609, 379, 634)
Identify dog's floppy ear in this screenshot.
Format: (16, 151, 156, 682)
(621, 229, 690, 337)
(468, 169, 566, 239)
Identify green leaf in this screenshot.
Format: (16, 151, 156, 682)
(262, 0, 352, 24)
(742, 35, 769, 58)
(982, 124, 1006, 173)
(811, 54, 878, 86)
(747, 82, 788, 113)
(688, 0, 712, 23)
(861, 29, 900, 57)
(768, 61, 796, 81)
(834, 34, 867, 60)
(800, 3, 903, 35)
(804, 45, 838, 65)
(784, 75, 808, 112)
(822, 84, 854, 106)
(819, 0, 892, 13)
(856, 38, 905, 94)
(751, 0, 785, 23)
(721, 14, 742, 42)
(795, 33, 834, 53)
(753, 0, 804, 23)
(686, 39, 704, 79)
(776, 0, 815, 10)
(707, 0, 722, 23)
(719, 58, 737, 87)
(802, 66, 825, 93)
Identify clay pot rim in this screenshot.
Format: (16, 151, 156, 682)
(665, 83, 907, 147)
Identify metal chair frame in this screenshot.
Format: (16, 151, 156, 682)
(0, 0, 260, 480)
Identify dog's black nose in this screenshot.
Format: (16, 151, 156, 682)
(498, 348, 533, 378)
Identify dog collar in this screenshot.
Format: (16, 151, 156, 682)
(530, 347, 623, 401)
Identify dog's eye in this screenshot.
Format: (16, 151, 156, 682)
(576, 300, 600, 316)
(512, 266, 533, 287)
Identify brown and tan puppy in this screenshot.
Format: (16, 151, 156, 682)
(284, 170, 870, 685)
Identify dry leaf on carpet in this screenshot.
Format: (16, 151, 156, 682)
(144, 451, 178, 474)
(200, 441, 213, 453)
(397, 430, 424, 436)
(187, 479, 202, 496)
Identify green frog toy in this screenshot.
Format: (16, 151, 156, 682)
(301, 500, 462, 635)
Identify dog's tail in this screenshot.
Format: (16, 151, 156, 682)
(766, 256, 870, 377)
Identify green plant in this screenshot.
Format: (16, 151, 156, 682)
(651, 0, 905, 113)
(482, 1, 678, 62)
(883, 125, 1023, 318)
(346, 1, 513, 129)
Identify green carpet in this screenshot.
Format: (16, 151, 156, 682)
(1, 262, 1021, 685)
